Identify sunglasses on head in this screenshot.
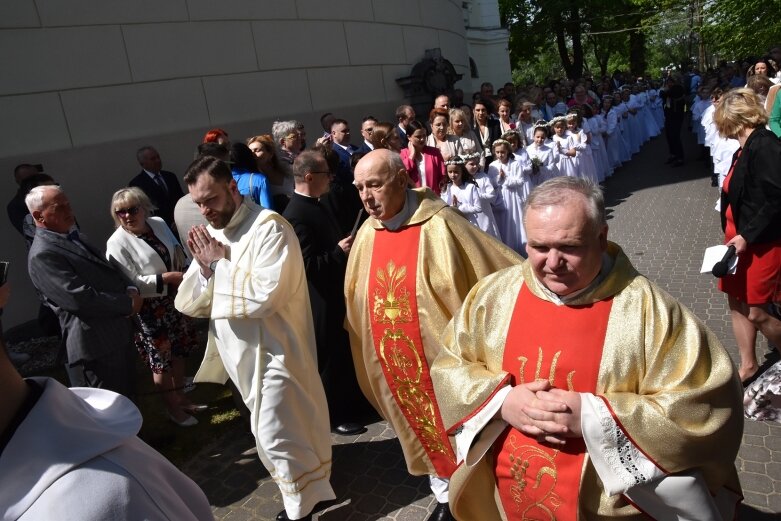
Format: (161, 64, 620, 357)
(115, 206, 140, 217)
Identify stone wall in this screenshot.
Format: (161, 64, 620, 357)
(0, 0, 471, 328)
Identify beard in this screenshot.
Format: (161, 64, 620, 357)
(208, 197, 237, 229)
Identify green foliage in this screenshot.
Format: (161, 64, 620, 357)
(701, 0, 781, 59)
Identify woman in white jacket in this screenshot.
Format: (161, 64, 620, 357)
(106, 187, 202, 427)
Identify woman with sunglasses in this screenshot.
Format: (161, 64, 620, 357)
(106, 187, 203, 427)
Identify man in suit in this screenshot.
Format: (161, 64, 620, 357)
(26, 185, 142, 398)
(330, 119, 358, 184)
(395, 104, 416, 148)
(282, 151, 370, 437)
(129, 146, 184, 233)
(355, 116, 377, 156)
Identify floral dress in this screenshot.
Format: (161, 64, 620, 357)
(134, 231, 198, 374)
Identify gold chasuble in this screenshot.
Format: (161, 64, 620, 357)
(495, 285, 612, 519)
(345, 188, 522, 477)
(431, 243, 743, 520)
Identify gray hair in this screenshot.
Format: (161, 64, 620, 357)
(523, 177, 606, 231)
(136, 145, 156, 162)
(25, 185, 62, 213)
(271, 120, 299, 146)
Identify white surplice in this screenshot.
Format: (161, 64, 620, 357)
(175, 199, 335, 520)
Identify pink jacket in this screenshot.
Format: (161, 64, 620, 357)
(400, 146, 446, 194)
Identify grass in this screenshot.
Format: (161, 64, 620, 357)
(17, 329, 245, 468)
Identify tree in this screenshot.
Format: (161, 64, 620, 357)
(701, 0, 781, 60)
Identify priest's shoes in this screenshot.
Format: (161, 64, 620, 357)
(276, 500, 337, 521)
(332, 422, 367, 436)
(427, 502, 454, 521)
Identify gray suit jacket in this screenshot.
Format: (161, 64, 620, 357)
(28, 227, 135, 363)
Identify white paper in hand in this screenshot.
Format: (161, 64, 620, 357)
(700, 245, 738, 274)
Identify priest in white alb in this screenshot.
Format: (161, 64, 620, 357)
(174, 156, 335, 521)
(431, 177, 743, 520)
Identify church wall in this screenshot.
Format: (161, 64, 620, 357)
(0, 0, 471, 329)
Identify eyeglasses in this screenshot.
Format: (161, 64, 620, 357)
(115, 206, 140, 217)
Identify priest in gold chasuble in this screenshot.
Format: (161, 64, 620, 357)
(345, 150, 521, 520)
(431, 177, 743, 520)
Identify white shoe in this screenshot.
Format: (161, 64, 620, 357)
(168, 412, 198, 427)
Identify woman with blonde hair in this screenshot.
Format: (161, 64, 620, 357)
(714, 88, 781, 388)
(449, 107, 484, 167)
(106, 187, 202, 426)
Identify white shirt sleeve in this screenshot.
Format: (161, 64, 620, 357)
(454, 386, 512, 465)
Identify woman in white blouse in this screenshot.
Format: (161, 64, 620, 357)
(106, 187, 203, 427)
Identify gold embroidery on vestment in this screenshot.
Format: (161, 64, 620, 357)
(506, 434, 562, 519)
(372, 260, 450, 457)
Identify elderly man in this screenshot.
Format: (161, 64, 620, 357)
(174, 157, 334, 521)
(26, 186, 142, 397)
(345, 149, 520, 521)
(431, 177, 743, 520)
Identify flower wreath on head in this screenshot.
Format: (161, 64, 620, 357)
(460, 152, 481, 163)
(444, 156, 465, 166)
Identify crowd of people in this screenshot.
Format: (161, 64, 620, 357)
(2, 52, 780, 519)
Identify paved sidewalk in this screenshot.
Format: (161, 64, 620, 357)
(184, 131, 781, 519)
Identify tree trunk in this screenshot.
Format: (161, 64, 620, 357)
(629, 21, 646, 77)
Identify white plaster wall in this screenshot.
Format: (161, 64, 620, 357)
(0, 0, 469, 329)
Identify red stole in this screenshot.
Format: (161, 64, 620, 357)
(493, 284, 613, 520)
(367, 226, 457, 477)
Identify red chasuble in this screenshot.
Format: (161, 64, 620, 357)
(493, 284, 613, 520)
(367, 227, 457, 478)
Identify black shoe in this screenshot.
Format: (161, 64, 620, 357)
(671, 158, 684, 167)
(332, 422, 367, 436)
(277, 510, 310, 521)
(665, 155, 676, 164)
(276, 500, 337, 521)
(711, 175, 718, 187)
(427, 502, 454, 521)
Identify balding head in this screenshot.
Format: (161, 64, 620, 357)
(353, 149, 408, 221)
(434, 95, 450, 110)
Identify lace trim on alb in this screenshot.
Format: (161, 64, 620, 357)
(595, 397, 649, 489)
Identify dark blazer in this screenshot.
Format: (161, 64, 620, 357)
(472, 119, 502, 156)
(398, 124, 409, 148)
(331, 143, 358, 185)
(128, 170, 184, 230)
(355, 141, 373, 156)
(720, 129, 781, 244)
(27, 227, 135, 364)
(282, 192, 366, 423)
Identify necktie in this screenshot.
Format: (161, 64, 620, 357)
(154, 173, 168, 195)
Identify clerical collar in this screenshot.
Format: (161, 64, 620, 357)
(380, 190, 415, 231)
(293, 190, 318, 200)
(538, 252, 615, 305)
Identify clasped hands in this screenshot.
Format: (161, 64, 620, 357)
(500, 379, 582, 446)
(188, 225, 227, 279)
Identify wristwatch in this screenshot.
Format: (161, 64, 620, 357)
(209, 260, 219, 273)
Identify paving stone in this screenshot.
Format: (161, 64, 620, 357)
(741, 472, 776, 494)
